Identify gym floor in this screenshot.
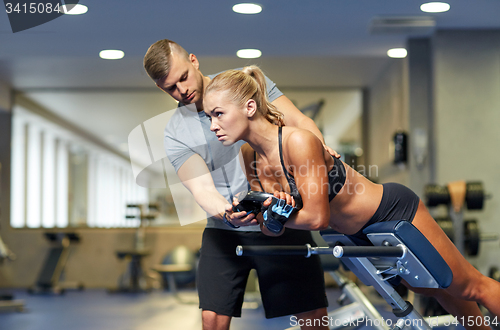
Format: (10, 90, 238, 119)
(0, 286, 400, 330)
(0, 286, 469, 330)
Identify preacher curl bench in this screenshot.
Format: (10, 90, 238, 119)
(235, 192, 454, 330)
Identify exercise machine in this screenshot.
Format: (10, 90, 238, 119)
(312, 231, 390, 330)
(28, 232, 84, 294)
(238, 220, 455, 330)
(0, 232, 24, 312)
(0, 162, 24, 311)
(234, 191, 455, 330)
(109, 203, 158, 293)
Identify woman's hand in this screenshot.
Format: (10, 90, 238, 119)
(259, 191, 296, 236)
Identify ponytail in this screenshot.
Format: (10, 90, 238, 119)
(205, 66, 285, 126)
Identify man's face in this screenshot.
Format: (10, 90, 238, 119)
(156, 52, 205, 107)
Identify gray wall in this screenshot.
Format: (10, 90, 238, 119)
(432, 30, 500, 272)
(367, 29, 500, 273)
(366, 58, 410, 185)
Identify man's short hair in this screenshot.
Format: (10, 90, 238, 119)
(143, 39, 189, 82)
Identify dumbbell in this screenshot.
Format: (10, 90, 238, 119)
(435, 218, 498, 256)
(424, 181, 487, 210)
(232, 190, 275, 214)
(232, 190, 299, 234)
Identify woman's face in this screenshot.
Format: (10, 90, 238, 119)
(203, 91, 250, 146)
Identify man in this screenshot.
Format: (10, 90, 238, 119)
(144, 39, 333, 330)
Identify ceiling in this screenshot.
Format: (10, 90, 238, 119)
(2, 0, 500, 155)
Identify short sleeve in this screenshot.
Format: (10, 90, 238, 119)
(164, 126, 195, 173)
(264, 74, 283, 102)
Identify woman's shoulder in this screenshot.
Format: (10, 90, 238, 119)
(281, 126, 325, 167)
(282, 126, 322, 148)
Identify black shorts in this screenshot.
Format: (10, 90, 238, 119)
(349, 182, 420, 245)
(197, 228, 328, 319)
(346, 182, 420, 286)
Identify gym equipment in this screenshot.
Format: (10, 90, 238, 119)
(393, 131, 408, 165)
(109, 203, 158, 293)
(0, 233, 25, 312)
(435, 218, 498, 256)
(28, 232, 84, 295)
(233, 190, 299, 233)
(299, 99, 324, 120)
(151, 246, 197, 304)
(238, 220, 454, 330)
(0, 161, 24, 311)
(425, 181, 496, 256)
(126, 203, 159, 251)
(232, 190, 274, 214)
(314, 231, 390, 330)
(424, 181, 488, 210)
(159, 246, 196, 287)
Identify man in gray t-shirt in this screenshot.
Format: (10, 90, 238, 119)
(164, 72, 282, 231)
(144, 39, 332, 330)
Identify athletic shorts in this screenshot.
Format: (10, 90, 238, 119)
(197, 228, 328, 319)
(346, 182, 420, 286)
(349, 182, 421, 245)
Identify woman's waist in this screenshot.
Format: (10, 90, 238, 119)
(328, 183, 383, 234)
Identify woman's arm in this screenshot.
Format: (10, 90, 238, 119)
(238, 135, 331, 234)
(280, 129, 332, 231)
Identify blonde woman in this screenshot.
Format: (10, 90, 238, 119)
(203, 65, 500, 330)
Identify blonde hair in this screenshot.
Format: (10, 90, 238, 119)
(205, 66, 285, 126)
(143, 39, 189, 82)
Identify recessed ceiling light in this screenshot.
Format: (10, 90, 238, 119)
(99, 50, 125, 60)
(236, 49, 262, 59)
(420, 2, 450, 13)
(232, 3, 262, 14)
(60, 4, 88, 15)
(387, 48, 407, 58)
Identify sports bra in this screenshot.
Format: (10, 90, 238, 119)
(253, 126, 346, 209)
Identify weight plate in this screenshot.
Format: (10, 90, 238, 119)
(425, 184, 450, 207)
(466, 182, 484, 210)
(464, 219, 480, 256)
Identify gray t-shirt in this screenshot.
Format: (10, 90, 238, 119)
(164, 70, 283, 231)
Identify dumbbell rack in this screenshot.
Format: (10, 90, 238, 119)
(425, 181, 496, 257)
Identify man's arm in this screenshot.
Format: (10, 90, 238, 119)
(176, 153, 257, 226)
(272, 95, 324, 142)
(272, 95, 339, 157)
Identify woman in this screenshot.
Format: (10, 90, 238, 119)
(203, 66, 500, 330)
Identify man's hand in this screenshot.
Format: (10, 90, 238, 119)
(324, 145, 341, 158)
(223, 199, 258, 227)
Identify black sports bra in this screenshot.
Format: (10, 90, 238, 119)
(253, 126, 346, 209)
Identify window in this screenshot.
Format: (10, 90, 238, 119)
(10, 106, 148, 228)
